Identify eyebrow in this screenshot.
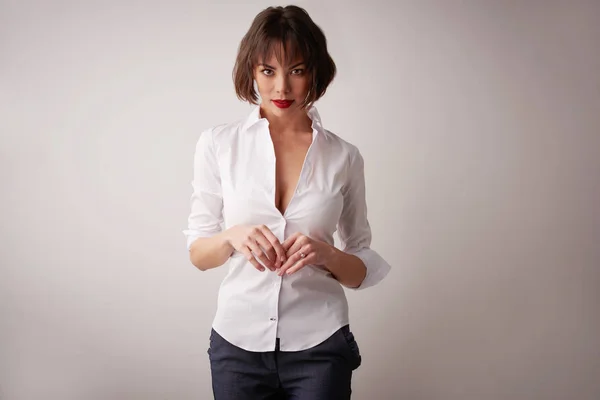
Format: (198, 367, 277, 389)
(260, 62, 305, 70)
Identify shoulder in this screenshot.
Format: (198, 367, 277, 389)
(321, 128, 363, 168)
(196, 117, 246, 149)
(200, 119, 242, 140)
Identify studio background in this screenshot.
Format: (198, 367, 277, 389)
(1, 1, 599, 399)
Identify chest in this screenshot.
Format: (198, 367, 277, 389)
(272, 135, 312, 216)
(218, 128, 346, 236)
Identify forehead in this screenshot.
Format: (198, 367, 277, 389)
(255, 39, 306, 67)
(259, 55, 305, 68)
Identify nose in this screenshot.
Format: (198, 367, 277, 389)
(275, 73, 291, 94)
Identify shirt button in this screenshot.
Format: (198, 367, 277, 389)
(270, 317, 277, 321)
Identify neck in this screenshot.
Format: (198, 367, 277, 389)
(259, 104, 312, 134)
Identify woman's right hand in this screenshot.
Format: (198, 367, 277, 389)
(224, 225, 287, 272)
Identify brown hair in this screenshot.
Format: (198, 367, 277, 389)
(233, 5, 337, 109)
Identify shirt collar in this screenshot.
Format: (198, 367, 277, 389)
(241, 104, 328, 139)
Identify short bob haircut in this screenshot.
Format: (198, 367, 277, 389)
(233, 5, 336, 109)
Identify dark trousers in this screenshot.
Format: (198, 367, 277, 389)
(208, 325, 362, 400)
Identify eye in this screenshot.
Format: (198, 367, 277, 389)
(261, 69, 274, 76)
(291, 69, 304, 75)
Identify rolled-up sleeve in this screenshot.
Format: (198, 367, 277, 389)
(182, 127, 224, 251)
(337, 146, 391, 290)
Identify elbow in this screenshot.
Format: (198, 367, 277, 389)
(344, 248, 391, 291)
(188, 238, 209, 271)
(189, 248, 225, 271)
(192, 262, 209, 272)
(186, 233, 232, 271)
(345, 265, 367, 289)
(189, 248, 209, 271)
(189, 259, 206, 272)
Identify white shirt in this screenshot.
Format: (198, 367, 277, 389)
(183, 105, 391, 352)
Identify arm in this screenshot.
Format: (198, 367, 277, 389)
(331, 146, 391, 290)
(277, 147, 390, 288)
(323, 246, 367, 289)
(183, 127, 229, 271)
(278, 146, 391, 288)
(189, 231, 234, 271)
(190, 225, 287, 272)
(182, 128, 287, 271)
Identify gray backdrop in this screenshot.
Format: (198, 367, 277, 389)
(1, 0, 599, 399)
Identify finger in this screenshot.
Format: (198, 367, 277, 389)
(285, 235, 307, 258)
(281, 232, 301, 252)
(241, 247, 264, 272)
(257, 226, 287, 267)
(286, 252, 316, 275)
(279, 245, 311, 276)
(253, 233, 277, 267)
(279, 246, 300, 273)
(246, 228, 275, 269)
(257, 225, 286, 268)
(245, 239, 275, 271)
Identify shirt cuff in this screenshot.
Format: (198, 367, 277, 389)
(183, 229, 221, 251)
(345, 247, 391, 290)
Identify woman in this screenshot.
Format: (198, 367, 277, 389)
(183, 5, 390, 399)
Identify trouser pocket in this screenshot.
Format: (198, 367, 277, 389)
(339, 325, 362, 370)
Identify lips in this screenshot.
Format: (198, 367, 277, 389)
(272, 99, 294, 109)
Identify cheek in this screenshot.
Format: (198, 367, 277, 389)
(253, 74, 265, 90)
(293, 78, 310, 94)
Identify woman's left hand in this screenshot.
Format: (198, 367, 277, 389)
(278, 233, 335, 276)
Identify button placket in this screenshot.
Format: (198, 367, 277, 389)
(269, 274, 282, 324)
(296, 162, 311, 194)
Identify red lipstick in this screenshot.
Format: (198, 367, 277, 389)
(272, 100, 294, 109)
